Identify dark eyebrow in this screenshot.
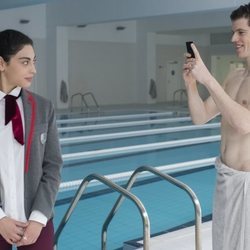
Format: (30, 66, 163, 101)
(232, 28, 248, 32)
(18, 55, 37, 61)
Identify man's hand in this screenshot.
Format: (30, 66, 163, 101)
(0, 217, 28, 245)
(16, 220, 43, 246)
(183, 53, 197, 88)
(183, 43, 214, 86)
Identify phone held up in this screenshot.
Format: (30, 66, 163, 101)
(186, 41, 195, 58)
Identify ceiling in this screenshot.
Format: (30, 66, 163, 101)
(0, 0, 52, 10)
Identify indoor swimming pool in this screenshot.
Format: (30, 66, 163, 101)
(54, 110, 221, 249)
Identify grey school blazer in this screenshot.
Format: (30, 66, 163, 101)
(21, 89, 62, 220)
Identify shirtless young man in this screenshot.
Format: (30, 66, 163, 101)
(183, 3, 250, 250)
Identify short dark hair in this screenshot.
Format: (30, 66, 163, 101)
(230, 3, 250, 25)
(0, 29, 33, 63)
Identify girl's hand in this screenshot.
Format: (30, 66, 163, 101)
(16, 220, 43, 246)
(0, 217, 28, 245)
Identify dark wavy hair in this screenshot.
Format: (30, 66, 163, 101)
(230, 3, 250, 25)
(0, 29, 33, 63)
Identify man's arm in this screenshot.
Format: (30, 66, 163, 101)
(189, 43, 250, 134)
(183, 56, 219, 124)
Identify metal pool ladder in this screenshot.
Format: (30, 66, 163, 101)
(70, 92, 83, 112)
(82, 91, 100, 112)
(70, 91, 100, 112)
(102, 165, 202, 250)
(53, 173, 150, 250)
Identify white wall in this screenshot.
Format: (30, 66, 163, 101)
(55, 22, 137, 107)
(68, 21, 137, 43)
(68, 40, 137, 106)
(31, 38, 47, 97)
(211, 55, 244, 85)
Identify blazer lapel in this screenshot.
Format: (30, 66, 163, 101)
(22, 90, 32, 145)
(22, 90, 36, 173)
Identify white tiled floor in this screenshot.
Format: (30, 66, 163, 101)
(133, 221, 212, 250)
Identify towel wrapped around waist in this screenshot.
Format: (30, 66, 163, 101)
(213, 157, 250, 250)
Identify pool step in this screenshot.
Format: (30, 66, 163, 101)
(123, 221, 212, 250)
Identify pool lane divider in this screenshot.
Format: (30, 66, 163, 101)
(60, 122, 220, 145)
(58, 116, 193, 132)
(56, 111, 178, 124)
(59, 157, 216, 192)
(62, 135, 220, 162)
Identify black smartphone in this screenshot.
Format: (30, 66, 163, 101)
(186, 41, 195, 58)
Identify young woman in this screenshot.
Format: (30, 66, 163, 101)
(0, 29, 62, 249)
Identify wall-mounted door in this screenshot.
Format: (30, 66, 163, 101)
(166, 60, 182, 102)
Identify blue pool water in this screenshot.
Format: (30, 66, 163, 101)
(61, 142, 219, 183)
(55, 112, 220, 249)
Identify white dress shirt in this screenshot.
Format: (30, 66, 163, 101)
(0, 87, 47, 226)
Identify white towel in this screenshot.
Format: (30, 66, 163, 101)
(212, 157, 250, 250)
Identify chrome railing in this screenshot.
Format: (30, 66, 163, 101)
(82, 91, 100, 112)
(70, 92, 83, 112)
(102, 165, 202, 250)
(173, 88, 187, 105)
(54, 173, 150, 250)
(70, 91, 100, 112)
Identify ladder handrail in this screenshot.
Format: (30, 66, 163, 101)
(70, 93, 85, 112)
(102, 166, 202, 250)
(70, 92, 100, 113)
(173, 88, 187, 104)
(53, 173, 150, 250)
(81, 94, 89, 111)
(82, 91, 100, 112)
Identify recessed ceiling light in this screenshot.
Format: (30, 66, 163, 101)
(19, 19, 30, 24)
(116, 26, 126, 31)
(77, 24, 87, 28)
